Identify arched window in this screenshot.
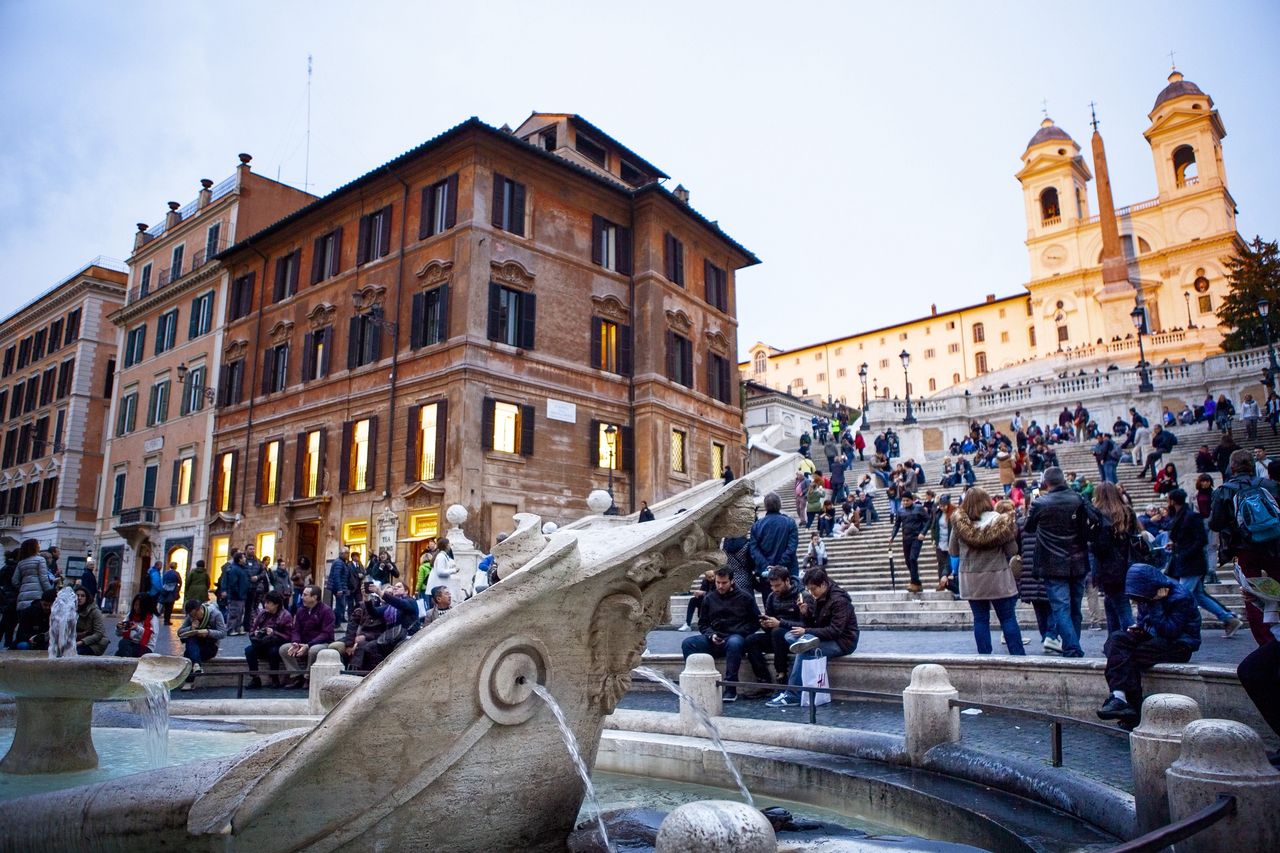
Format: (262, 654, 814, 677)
(974, 351, 988, 374)
(753, 351, 766, 374)
(1075, 187, 1085, 219)
(1028, 326, 1037, 348)
(1173, 145, 1198, 187)
(928, 378, 937, 392)
(952, 373, 960, 384)
(972, 322, 985, 343)
(1039, 187, 1061, 224)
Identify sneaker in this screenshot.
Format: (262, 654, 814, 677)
(192, 663, 204, 675)
(678, 623, 693, 632)
(765, 693, 799, 708)
(1097, 696, 1138, 723)
(789, 635, 821, 654)
(1042, 636, 1063, 655)
(722, 688, 737, 703)
(1224, 617, 1243, 638)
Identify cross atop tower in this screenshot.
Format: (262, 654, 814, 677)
(1168, 49, 1177, 69)
(1089, 101, 1099, 131)
(1041, 97, 1049, 119)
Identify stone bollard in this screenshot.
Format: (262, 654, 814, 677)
(1130, 694, 1201, 834)
(679, 653, 723, 736)
(308, 649, 344, 715)
(1165, 719, 1280, 853)
(655, 800, 776, 852)
(902, 663, 959, 765)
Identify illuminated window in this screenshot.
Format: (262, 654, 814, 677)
(594, 318, 620, 373)
(493, 402, 519, 453)
(255, 532, 276, 565)
(301, 430, 322, 498)
(343, 521, 369, 564)
(596, 422, 621, 469)
(711, 442, 726, 479)
(347, 418, 372, 492)
(411, 401, 445, 481)
(259, 440, 280, 505)
(174, 456, 194, 505)
(670, 429, 687, 474)
(209, 536, 229, 586)
(215, 451, 235, 512)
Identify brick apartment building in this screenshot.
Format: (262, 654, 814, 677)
(0, 259, 126, 579)
(209, 113, 757, 581)
(96, 158, 313, 604)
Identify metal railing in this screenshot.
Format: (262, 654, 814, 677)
(174, 666, 371, 699)
(0, 514, 22, 529)
(144, 175, 237, 238)
(1106, 793, 1235, 853)
(717, 679, 902, 725)
(949, 697, 1127, 767)
(115, 506, 159, 526)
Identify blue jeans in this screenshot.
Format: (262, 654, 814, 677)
(781, 637, 853, 701)
(1177, 574, 1234, 622)
(682, 633, 755, 683)
(1103, 460, 1118, 484)
(1045, 577, 1085, 657)
(1103, 588, 1134, 634)
(331, 590, 349, 624)
(969, 596, 1025, 655)
(183, 637, 219, 681)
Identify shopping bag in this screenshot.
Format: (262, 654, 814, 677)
(799, 656, 831, 707)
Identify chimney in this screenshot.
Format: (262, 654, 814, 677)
(985, 294, 995, 303)
(930, 303, 937, 316)
(197, 178, 213, 210)
(165, 201, 182, 230)
(134, 222, 153, 252)
(673, 184, 690, 204)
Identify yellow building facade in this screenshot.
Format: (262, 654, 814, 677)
(743, 70, 1242, 403)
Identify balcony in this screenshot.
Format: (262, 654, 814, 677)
(112, 506, 159, 548)
(127, 237, 230, 304)
(1040, 215, 1062, 227)
(0, 514, 23, 548)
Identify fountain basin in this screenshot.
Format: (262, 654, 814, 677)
(0, 652, 190, 774)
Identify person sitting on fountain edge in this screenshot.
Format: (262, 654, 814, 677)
(745, 566, 808, 686)
(766, 567, 859, 708)
(177, 597, 228, 691)
(1096, 563, 1201, 729)
(680, 566, 770, 702)
(280, 584, 336, 689)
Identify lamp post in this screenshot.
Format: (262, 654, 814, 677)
(858, 363, 870, 431)
(175, 362, 218, 405)
(1183, 291, 1195, 329)
(1259, 297, 1279, 390)
(1130, 305, 1155, 393)
(603, 424, 618, 515)
(899, 350, 917, 424)
(352, 291, 397, 333)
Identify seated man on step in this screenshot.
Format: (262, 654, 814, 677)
(766, 567, 859, 708)
(680, 566, 769, 703)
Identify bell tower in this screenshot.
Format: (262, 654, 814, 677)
(1144, 69, 1231, 207)
(1016, 117, 1093, 281)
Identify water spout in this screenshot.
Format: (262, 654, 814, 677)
(48, 587, 78, 659)
(132, 680, 171, 767)
(530, 684, 613, 853)
(633, 666, 754, 807)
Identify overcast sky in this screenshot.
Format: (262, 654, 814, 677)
(2, 1, 1277, 352)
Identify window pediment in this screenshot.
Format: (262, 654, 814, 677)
(665, 309, 693, 335)
(353, 284, 388, 312)
(306, 302, 336, 330)
(591, 294, 630, 324)
(415, 259, 454, 289)
(491, 259, 535, 292)
(224, 339, 249, 361)
(704, 328, 730, 354)
(268, 320, 295, 344)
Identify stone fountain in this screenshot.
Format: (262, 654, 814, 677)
(0, 479, 757, 851)
(0, 590, 191, 775)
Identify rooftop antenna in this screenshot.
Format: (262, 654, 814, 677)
(305, 54, 313, 193)
(1089, 101, 1099, 131)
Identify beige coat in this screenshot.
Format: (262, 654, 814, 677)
(948, 509, 1019, 601)
(997, 453, 1015, 486)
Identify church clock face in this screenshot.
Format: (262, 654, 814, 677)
(1041, 245, 1067, 268)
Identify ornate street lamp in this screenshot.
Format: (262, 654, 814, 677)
(603, 424, 618, 515)
(899, 350, 917, 424)
(1183, 291, 1196, 329)
(1259, 297, 1279, 389)
(1130, 305, 1155, 393)
(175, 361, 217, 405)
(858, 363, 870, 431)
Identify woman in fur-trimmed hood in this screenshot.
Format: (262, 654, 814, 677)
(948, 488, 1025, 654)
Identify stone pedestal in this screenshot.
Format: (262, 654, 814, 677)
(655, 800, 776, 852)
(444, 504, 482, 597)
(902, 663, 959, 764)
(679, 653, 723, 735)
(308, 649, 345, 715)
(1166, 719, 1280, 852)
(0, 698, 96, 774)
(1130, 693, 1200, 834)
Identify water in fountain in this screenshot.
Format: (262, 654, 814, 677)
(632, 666, 754, 808)
(131, 680, 170, 767)
(530, 683, 613, 853)
(48, 587, 78, 659)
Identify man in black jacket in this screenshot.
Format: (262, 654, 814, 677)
(767, 567, 859, 707)
(749, 492, 800, 578)
(889, 492, 931, 592)
(745, 566, 808, 684)
(680, 567, 766, 702)
(1026, 467, 1090, 657)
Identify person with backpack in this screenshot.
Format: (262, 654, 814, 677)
(1165, 489, 1243, 637)
(1210, 448, 1280, 646)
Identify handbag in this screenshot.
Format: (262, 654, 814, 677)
(799, 655, 831, 707)
(376, 624, 406, 649)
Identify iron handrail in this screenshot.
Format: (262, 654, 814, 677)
(716, 678, 902, 724)
(1105, 794, 1236, 853)
(948, 696, 1128, 768)
(162, 666, 372, 699)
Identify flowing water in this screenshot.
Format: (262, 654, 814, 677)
(631, 666, 753, 808)
(132, 680, 171, 767)
(48, 587, 78, 659)
(531, 683, 613, 853)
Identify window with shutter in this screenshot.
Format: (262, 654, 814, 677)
(258, 441, 279, 505)
(668, 333, 693, 388)
(357, 206, 393, 264)
(343, 417, 374, 492)
(311, 230, 342, 283)
(410, 285, 449, 349)
(664, 233, 684, 285)
(704, 261, 727, 312)
(487, 284, 534, 348)
(419, 175, 457, 239)
(492, 173, 527, 237)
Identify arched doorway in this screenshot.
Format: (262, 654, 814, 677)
(98, 547, 123, 613)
